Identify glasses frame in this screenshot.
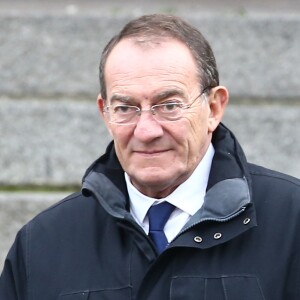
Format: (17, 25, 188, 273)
(104, 86, 214, 125)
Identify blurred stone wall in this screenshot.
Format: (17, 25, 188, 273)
(0, 0, 299, 268)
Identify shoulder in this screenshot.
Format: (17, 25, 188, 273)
(33, 192, 94, 220)
(248, 163, 300, 211)
(12, 191, 108, 261)
(21, 192, 103, 237)
(248, 163, 300, 188)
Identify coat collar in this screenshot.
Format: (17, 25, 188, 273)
(81, 123, 254, 224)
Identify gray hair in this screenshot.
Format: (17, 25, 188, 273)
(99, 14, 219, 100)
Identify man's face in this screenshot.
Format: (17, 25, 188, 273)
(99, 38, 220, 198)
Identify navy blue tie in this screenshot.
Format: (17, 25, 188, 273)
(148, 202, 175, 254)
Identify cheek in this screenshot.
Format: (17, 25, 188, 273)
(182, 111, 209, 138)
(190, 108, 210, 135)
(166, 123, 195, 164)
(110, 127, 133, 156)
(184, 114, 210, 154)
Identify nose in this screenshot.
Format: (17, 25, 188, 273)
(133, 110, 164, 142)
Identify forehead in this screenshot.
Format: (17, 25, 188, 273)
(104, 38, 199, 99)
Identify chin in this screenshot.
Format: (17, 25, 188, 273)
(136, 170, 178, 187)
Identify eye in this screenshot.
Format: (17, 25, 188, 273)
(113, 105, 136, 114)
(159, 102, 182, 113)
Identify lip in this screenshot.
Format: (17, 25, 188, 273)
(134, 149, 169, 156)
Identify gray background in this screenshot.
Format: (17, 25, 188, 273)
(0, 0, 299, 268)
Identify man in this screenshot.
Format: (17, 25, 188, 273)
(1, 14, 300, 299)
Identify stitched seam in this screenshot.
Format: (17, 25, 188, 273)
(249, 169, 300, 187)
(33, 193, 83, 219)
(221, 277, 228, 300)
(255, 277, 266, 300)
(59, 286, 131, 296)
(204, 278, 207, 300)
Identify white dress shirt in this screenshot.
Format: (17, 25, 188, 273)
(125, 143, 215, 243)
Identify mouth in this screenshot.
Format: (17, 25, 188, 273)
(134, 149, 169, 157)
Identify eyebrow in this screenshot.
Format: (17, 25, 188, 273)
(109, 94, 134, 104)
(109, 89, 187, 105)
(152, 89, 186, 102)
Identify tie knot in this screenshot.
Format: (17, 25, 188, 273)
(148, 202, 175, 231)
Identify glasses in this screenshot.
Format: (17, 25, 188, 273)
(103, 86, 213, 125)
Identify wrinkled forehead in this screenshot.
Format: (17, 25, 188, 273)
(104, 38, 200, 93)
(105, 37, 199, 80)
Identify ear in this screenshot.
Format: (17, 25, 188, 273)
(97, 94, 113, 136)
(207, 86, 229, 133)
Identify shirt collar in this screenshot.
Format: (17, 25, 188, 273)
(126, 143, 215, 225)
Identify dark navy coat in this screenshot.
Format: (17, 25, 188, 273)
(1, 124, 300, 299)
